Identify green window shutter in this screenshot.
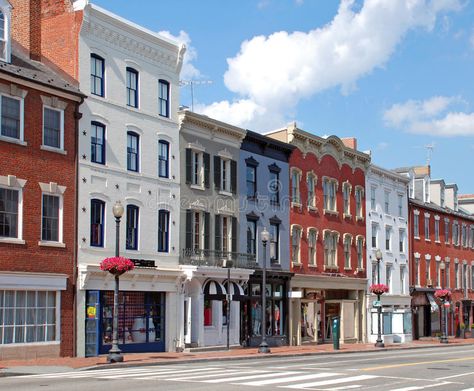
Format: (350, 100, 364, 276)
(215, 214, 221, 252)
(203, 152, 210, 188)
(204, 212, 210, 250)
(185, 209, 192, 250)
(214, 156, 221, 190)
(185, 148, 192, 184)
(231, 216, 237, 253)
(231, 160, 237, 194)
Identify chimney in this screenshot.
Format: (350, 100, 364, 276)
(341, 137, 357, 150)
(10, 0, 42, 61)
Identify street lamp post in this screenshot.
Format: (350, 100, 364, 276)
(107, 201, 125, 363)
(375, 249, 384, 348)
(439, 261, 448, 344)
(258, 227, 271, 354)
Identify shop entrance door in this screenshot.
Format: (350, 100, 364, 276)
(301, 301, 320, 343)
(324, 302, 340, 341)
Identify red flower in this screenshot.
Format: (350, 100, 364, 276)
(434, 289, 451, 300)
(100, 256, 135, 275)
(370, 283, 389, 295)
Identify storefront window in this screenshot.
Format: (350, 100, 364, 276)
(403, 312, 412, 334)
(249, 283, 284, 337)
(101, 291, 164, 346)
(222, 299, 228, 326)
(204, 299, 212, 326)
(251, 300, 262, 336)
(383, 312, 392, 334)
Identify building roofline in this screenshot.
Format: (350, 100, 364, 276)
(409, 198, 474, 222)
(369, 164, 410, 184)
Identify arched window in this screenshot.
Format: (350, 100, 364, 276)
(90, 199, 105, 247)
(127, 131, 139, 172)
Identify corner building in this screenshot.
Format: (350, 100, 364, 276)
(18, 0, 186, 356)
(1, 0, 84, 359)
(267, 124, 370, 346)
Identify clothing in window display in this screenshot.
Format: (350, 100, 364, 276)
(251, 301, 262, 336)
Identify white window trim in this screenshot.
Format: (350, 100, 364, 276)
(291, 224, 303, 265)
(0, 174, 26, 244)
(220, 158, 231, 193)
(307, 227, 318, 266)
(38, 182, 66, 247)
(355, 185, 364, 220)
(0, 93, 25, 144)
(291, 168, 302, 207)
(41, 105, 65, 153)
(343, 233, 353, 270)
(191, 150, 204, 189)
(306, 171, 317, 210)
(322, 176, 338, 214)
(323, 229, 339, 269)
(342, 181, 352, 218)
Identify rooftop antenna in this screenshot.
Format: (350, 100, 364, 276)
(424, 142, 435, 166)
(179, 80, 213, 111)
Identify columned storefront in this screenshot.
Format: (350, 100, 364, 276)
(77, 264, 185, 357)
(410, 287, 439, 339)
(289, 274, 367, 346)
(241, 270, 292, 347)
(183, 267, 253, 349)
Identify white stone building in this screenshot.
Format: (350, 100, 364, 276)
(73, 3, 186, 357)
(366, 165, 412, 343)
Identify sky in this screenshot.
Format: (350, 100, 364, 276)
(94, 0, 474, 193)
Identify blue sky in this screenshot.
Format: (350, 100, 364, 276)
(94, 0, 474, 193)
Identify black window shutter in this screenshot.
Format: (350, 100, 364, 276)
(214, 156, 221, 190)
(232, 216, 237, 253)
(204, 153, 210, 188)
(185, 209, 192, 250)
(204, 212, 210, 250)
(231, 160, 237, 194)
(215, 214, 221, 252)
(185, 148, 192, 184)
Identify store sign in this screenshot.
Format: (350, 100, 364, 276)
(373, 300, 381, 308)
(288, 291, 302, 298)
(131, 259, 156, 268)
(87, 306, 96, 319)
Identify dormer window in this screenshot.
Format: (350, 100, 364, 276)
(0, 2, 11, 63)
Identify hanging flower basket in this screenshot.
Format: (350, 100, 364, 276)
(100, 256, 135, 276)
(434, 289, 451, 300)
(369, 284, 389, 295)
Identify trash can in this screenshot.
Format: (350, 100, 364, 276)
(332, 316, 340, 350)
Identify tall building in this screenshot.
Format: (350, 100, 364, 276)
(12, 0, 186, 356)
(396, 166, 474, 338)
(365, 165, 411, 344)
(238, 130, 294, 347)
(0, 0, 84, 359)
(178, 110, 253, 349)
(267, 124, 370, 346)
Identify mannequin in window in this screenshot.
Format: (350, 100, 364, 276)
(252, 301, 261, 336)
(274, 304, 280, 335)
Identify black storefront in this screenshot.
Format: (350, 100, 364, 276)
(241, 270, 292, 347)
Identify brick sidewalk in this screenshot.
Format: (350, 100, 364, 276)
(1, 338, 473, 371)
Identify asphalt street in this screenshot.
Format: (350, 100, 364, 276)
(2, 345, 474, 390)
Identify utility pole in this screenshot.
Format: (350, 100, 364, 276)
(179, 80, 213, 111)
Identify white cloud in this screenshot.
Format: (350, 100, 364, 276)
(376, 141, 389, 150)
(383, 96, 474, 137)
(158, 30, 200, 80)
(196, 0, 462, 130)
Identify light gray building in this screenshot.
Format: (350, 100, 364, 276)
(239, 130, 294, 347)
(178, 110, 253, 349)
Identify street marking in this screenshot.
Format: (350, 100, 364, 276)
(436, 370, 474, 380)
(97, 366, 219, 379)
(169, 369, 253, 381)
(281, 375, 377, 389)
(362, 356, 474, 371)
(24, 366, 179, 378)
(388, 384, 451, 391)
(237, 372, 340, 386)
(203, 371, 301, 383)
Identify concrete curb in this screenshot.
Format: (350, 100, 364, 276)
(79, 341, 474, 371)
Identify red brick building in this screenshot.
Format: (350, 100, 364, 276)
(0, 0, 84, 359)
(396, 166, 474, 339)
(267, 124, 370, 346)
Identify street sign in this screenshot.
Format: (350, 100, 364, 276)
(373, 300, 381, 308)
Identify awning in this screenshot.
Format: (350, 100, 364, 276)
(203, 279, 226, 297)
(224, 280, 245, 300)
(427, 293, 438, 313)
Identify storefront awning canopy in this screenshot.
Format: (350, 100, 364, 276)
(224, 281, 245, 300)
(203, 280, 226, 296)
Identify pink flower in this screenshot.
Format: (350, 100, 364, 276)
(370, 283, 389, 295)
(100, 256, 135, 275)
(434, 289, 451, 300)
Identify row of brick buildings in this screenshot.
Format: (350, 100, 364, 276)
(1, 0, 473, 360)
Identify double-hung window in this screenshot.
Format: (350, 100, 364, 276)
(41, 194, 60, 242)
(269, 169, 280, 204)
(356, 236, 364, 269)
(158, 79, 169, 117)
(192, 151, 204, 187)
(414, 212, 419, 238)
(90, 54, 105, 97)
(158, 140, 169, 178)
(424, 215, 430, 240)
(0, 187, 19, 238)
(291, 226, 302, 264)
(291, 169, 301, 205)
(270, 222, 279, 263)
(343, 183, 350, 216)
(370, 186, 376, 210)
(324, 231, 338, 267)
(344, 235, 351, 269)
(127, 132, 139, 172)
(158, 209, 169, 252)
(308, 229, 317, 266)
(444, 218, 450, 244)
(355, 187, 363, 218)
(246, 164, 257, 199)
(91, 122, 105, 164)
(43, 107, 63, 150)
(435, 218, 440, 242)
(398, 194, 403, 217)
(385, 226, 391, 251)
(384, 191, 390, 214)
(371, 224, 378, 248)
(90, 199, 105, 247)
(1, 95, 22, 140)
(307, 173, 316, 208)
(246, 219, 256, 256)
(126, 205, 139, 250)
(221, 158, 231, 192)
(399, 229, 405, 252)
(323, 178, 337, 212)
(126, 67, 138, 108)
